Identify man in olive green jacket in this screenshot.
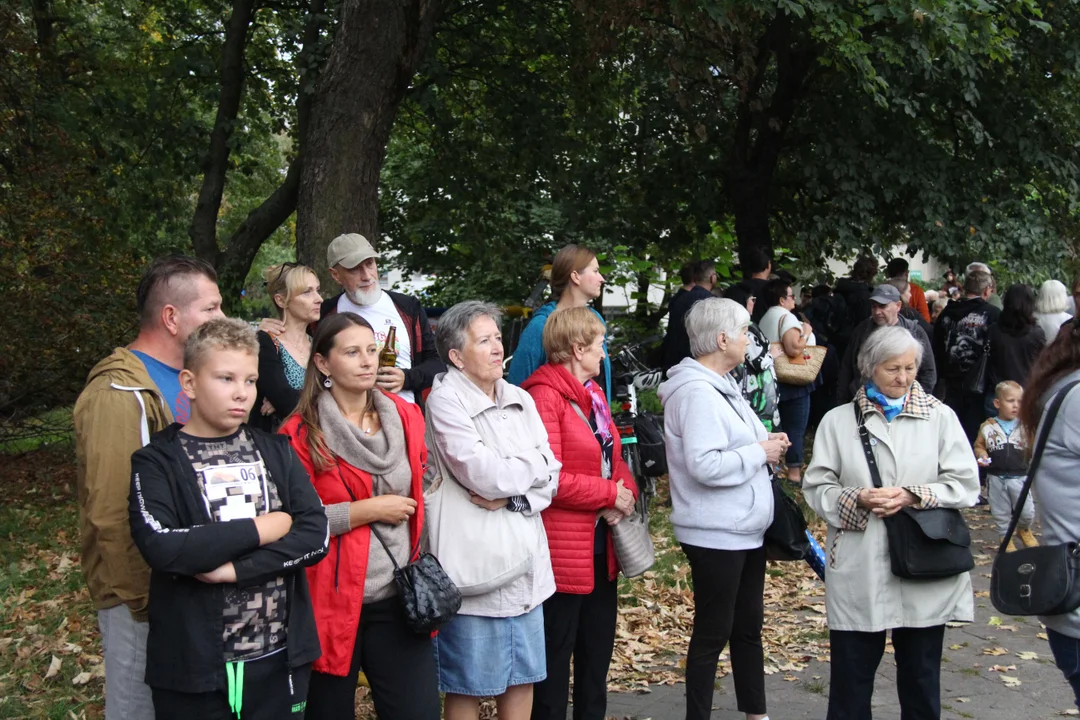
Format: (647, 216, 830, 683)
(75, 256, 222, 720)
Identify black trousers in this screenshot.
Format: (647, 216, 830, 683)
(531, 558, 618, 720)
(827, 625, 945, 720)
(305, 597, 440, 720)
(943, 386, 984, 445)
(681, 543, 767, 720)
(152, 650, 311, 719)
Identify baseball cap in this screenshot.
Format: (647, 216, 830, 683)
(327, 233, 379, 269)
(869, 284, 902, 305)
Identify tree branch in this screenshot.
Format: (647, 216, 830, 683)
(189, 0, 256, 262)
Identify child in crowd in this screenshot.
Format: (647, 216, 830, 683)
(129, 317, 329, 719)
(975, 381, 1039, 551)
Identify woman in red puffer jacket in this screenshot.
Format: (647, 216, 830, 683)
(521, 307, 639, 720)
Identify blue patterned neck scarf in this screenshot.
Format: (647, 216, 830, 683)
(865, 382, 907, 422)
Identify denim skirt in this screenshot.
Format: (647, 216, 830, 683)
(433, 606, 546, 696)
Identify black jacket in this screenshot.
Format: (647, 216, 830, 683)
(933, 297, 1002, 384)
(322, 290, 445, 395)
(834, 277, 872, 331)
(661, 285, 714, 371)
(725, 278, 768, 317)
(988, 323, 1046, 387)
(836, 315, 937, 404)
(128, 424, 328, 693)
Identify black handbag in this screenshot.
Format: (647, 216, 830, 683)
(855, 404, 974, 580)
(715, 389, 808, 561)
(991, 381, 1080, 616)
(370, 526, 462, 634)
(964, 342, 991, 395)
(764, 475, 811, 562)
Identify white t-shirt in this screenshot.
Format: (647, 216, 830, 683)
(337, 291, 415, 403)
(760, 306, 802, 344)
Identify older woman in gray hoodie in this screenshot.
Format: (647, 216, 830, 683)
(658, 297, 789, 720)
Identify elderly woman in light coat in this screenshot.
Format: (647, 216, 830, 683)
(804, 325, 979, 720)
(658, 297, 789, 720)
(424, 301, 561, 720)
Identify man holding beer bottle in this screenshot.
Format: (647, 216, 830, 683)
(322, 233, 445, 405)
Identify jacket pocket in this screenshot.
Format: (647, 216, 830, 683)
(732, 482, 768, 533)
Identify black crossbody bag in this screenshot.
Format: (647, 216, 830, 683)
(337, 466, 461, 634)
(855, 404, 974, 580)
(991, 381, 1080, 616)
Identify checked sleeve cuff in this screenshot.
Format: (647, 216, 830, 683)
(837, 487, 870, 531)
(903, 485, 939, 510)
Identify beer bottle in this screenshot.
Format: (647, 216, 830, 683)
(379, 326, 398, 368)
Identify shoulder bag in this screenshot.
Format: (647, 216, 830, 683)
(717, 390, 809, 561)
(855, 404, 974, 580)
(770, 313, 826, 387)
(566, 399, 655, 577)
(369, 526, 461, 634)
(991, 381, 1080, 616)
(423, 426, 539, 597)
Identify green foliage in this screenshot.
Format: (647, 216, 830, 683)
(0, 0, 301, 410)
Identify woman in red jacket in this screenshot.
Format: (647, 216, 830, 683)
(281, 312, 439, 720)
(521, 307, 639, 720)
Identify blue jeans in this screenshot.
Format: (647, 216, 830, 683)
(1047, 628, 1080, 709)
(777, 392, 811, 469)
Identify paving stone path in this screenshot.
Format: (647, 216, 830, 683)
(606, 505, 1078, 720)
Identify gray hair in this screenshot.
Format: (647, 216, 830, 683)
(964, 270, 993, 296)
(685, 297, 751, 358)
(435, 301, 504, 363)
(966, 261, 992, 275)
(857, 325, 924, 380)
(1036, 279, 1070, 314)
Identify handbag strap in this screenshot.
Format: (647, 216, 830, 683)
(998, 380, 1080, 553)
(368, 525, 404, 573)
(853, 403, 884, 490)
(567, 398, 592, 431)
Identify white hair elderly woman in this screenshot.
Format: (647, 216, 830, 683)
(1036, 279, 1073, 343)
(804, 325, 979, 720)
(424, 301, 561, 720)
(658, 297, 789, 720)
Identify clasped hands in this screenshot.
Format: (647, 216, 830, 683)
(856, 487, 920, 517)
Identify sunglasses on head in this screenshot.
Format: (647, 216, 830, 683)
(269, 262, 300, 287)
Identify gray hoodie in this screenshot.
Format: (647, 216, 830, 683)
(658, 358, 774, 550)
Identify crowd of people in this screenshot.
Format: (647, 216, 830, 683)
(72, 235, 1080, 720)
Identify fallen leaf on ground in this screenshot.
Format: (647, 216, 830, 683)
(989, 616, 1003, 626)
(988, 664, 1017, 672)
(71, 672, 91, 686)
(949, 644, 963, 651)
(1016, 651, 1039, 660)
(44, 655, 61, 679)
(983, 647, 1009, 656)
(1000, 675, 1022, 687)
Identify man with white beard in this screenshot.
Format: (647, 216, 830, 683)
(321, 233, 444, 405)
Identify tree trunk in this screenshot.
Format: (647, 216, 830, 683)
(189, 0, 256, 262)
(724, 15, 817, 263)
(296, 0, 441, 290)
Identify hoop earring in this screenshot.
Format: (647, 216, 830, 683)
(323, 376, 333, 389)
